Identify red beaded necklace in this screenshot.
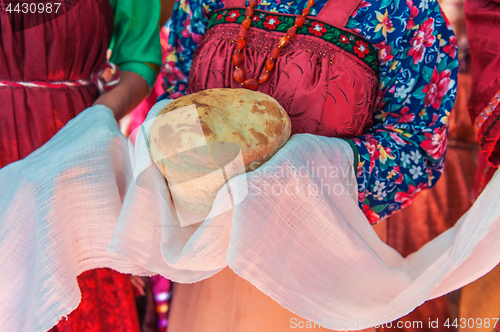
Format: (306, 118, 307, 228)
(232, 0, 314, 90)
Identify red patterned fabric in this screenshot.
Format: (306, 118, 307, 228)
(52, 269, 141, 332)
(0, 1, 140, 331)
(473, 91, 500, 165)
(473, 148, 499, 197)
(465, 0, 500, 166)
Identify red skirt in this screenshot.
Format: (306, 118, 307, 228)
(53, 269, 140, 332)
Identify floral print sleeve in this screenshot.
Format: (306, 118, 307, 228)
(159, 0, 222, 100)
(345, 0, 458, 223)
(160, 0, 458, 224)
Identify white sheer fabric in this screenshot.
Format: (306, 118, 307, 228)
(1, 102, 500, 331)
(0, 106, 152, 332)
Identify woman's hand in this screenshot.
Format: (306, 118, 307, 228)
(93, 71, 151, 121)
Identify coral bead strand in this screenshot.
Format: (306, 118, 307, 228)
(232, 0, 314, 90)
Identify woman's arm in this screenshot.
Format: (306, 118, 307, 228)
(93, 71, 150, 120)
(344, 0, 459, 223)
(98, 0, 163, 119)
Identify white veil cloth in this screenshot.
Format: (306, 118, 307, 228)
(1, 101, 500, 331)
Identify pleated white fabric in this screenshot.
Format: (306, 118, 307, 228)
(0, 106, 152, 332)
(1, 101, 500, 331)
(112, 100, 500, 329)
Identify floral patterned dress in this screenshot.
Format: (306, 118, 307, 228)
(159, 0, 458, 223)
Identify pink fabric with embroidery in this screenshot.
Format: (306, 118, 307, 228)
(188, 0, 378, 137)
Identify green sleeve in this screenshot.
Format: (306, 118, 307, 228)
(108, 0, 162, 87)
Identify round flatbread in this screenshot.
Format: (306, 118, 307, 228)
(150, 88, 291, 218)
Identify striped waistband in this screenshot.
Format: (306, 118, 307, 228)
(0, 63, 120, 93)
(0, 79, 94, 89)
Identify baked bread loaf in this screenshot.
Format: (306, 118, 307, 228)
(149, 88, 291, 218)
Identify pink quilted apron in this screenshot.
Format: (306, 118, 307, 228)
(188, 0, 379, 138)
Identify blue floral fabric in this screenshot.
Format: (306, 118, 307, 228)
(159, 0, 458, 223)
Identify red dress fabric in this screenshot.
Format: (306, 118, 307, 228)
(465, 0, 500, 196)
(0, 1, 140, 331)
(54, 270, 141, 332)
(188, 0, 378, 138)
(465, 0, 500, 166)
(0, 0, 112, 166)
